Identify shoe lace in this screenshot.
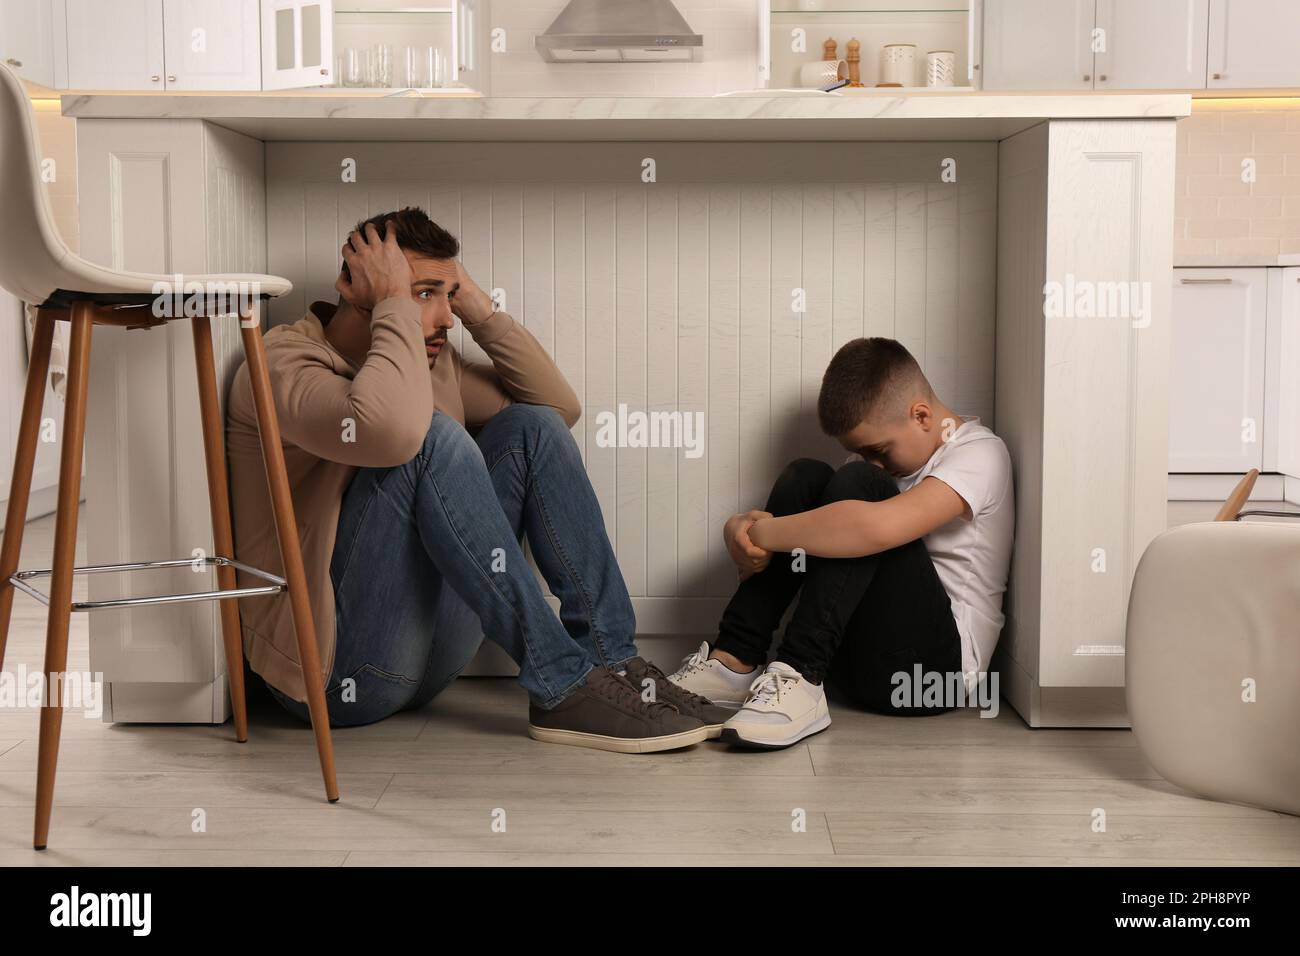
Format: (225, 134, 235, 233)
(669, 642, 711, 681)
(748, 669, 795, 707)
(641, 659, 712, 709)
(594, 668, 674, 718)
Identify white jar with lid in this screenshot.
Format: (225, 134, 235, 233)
(879, 43, 916, 87)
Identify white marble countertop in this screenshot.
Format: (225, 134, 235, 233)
(60, 90, 1192, 142)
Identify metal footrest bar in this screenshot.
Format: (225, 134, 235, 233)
(1234, 510, 1300, 522)
(7, 555, 286, 612)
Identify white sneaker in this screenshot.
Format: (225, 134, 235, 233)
(720, 661, 831, 749)
(667, 641, 758, 710)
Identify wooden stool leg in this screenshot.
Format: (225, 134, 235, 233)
(237, 307, 339, 803)
(0, 309, 56, 671)
(191, 315, 249, 743)
(33, 302, 93, 850)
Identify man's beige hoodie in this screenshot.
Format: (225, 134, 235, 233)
(224, 295, 581, 702)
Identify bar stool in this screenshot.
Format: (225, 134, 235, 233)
(0, 62, 338, 849)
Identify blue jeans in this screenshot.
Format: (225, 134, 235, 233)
(267, 403, 638, 727)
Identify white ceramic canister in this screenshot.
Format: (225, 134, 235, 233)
(879, 43, 916, 86)
(925, 49, 956, 88)
(799, 59, 848, 88)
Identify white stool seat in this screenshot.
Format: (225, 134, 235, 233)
(0, 60, 290, 309)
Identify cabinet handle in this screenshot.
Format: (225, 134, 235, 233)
(1083, 74, 1091, 81)
(151, 74, 160, 82)
(4, 58, 22, 68)
(1098, 74, 1107, 81)
(167, 75, 176, 82)
(320, 68, 329, 75)
(1212, 72, 1223, 80)
(1179, 277, 1233, 284)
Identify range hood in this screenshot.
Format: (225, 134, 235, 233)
(535, 0, 703, 63)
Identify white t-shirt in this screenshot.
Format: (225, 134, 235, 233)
(893, 417, 1014, 692)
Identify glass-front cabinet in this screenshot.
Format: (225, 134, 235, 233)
(259, 0, 492, 92)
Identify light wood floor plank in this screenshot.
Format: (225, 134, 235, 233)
(372, 771, 1282, 818)
(340, 850, 1297, 867)
(0, 807, 836, 854)
(826, 811, 1300, 862)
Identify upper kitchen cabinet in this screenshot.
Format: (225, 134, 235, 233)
(164, 0, 262, 91)
(66, 0, 260, 90)
(65, 0, 166, 90)
(327, 0, 488, 92)
(0, 0, 63, 88)
(1207, 0, 1300, 89)
(981, 0, 1094, 91)
(1094, 0, 1208, 91)
(262, 0, 333, 90)
(983, 0, 1209, 91)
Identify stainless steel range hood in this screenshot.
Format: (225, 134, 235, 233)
(535, 0, 703, 63)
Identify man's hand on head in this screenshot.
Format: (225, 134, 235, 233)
(335, 220, 414, 316)
(450, 260, 496, 325)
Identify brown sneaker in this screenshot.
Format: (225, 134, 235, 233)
(528, 665, 709, 753)
(622, 656, 735, 740)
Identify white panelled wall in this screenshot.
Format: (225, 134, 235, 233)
(267, 141, 997, 632)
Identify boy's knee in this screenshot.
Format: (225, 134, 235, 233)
(821, 460, 898, 504)
(775, 457, 835, 494)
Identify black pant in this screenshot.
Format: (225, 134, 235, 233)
(714, 458, 963, 715)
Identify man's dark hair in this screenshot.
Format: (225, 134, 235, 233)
(351, 205, 459, 263)
(817, 337, 933, 437)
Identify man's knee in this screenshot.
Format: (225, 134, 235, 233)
(418, 410, 480, 460)
(480, 403, 579, 466)
(496, 401, 568, 433)
(820, 460, 898, 504)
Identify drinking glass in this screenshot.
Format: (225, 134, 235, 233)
(342, 47, 366, 88)
(402, 45, 429, 88)
(372, 43, 394, 88)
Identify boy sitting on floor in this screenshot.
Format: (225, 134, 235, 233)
(669, 337, 1015, 748)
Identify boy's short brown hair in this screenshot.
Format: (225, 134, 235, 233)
(817, 337, 933, 436)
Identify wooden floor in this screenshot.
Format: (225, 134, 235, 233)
(1, 505, 1298, 866)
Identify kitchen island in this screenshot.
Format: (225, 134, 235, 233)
(62, 90, 1188, 727)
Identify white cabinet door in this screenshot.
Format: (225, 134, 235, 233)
(66, 0, 166, 90)
(1278, 268, 1300, 480)
(982, 0, 1095, 90)
(1169, 269, 1268, 473)
(0, 0, 57, 87)
(162, 0, 261, 90)
(261, 0, 333, 90)
(1208, 0, 1300, 88)
(452, 0, 489, 93)
(1095, 0, 1209, 90)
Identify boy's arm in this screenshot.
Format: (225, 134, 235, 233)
(747, 476, 968, 558)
